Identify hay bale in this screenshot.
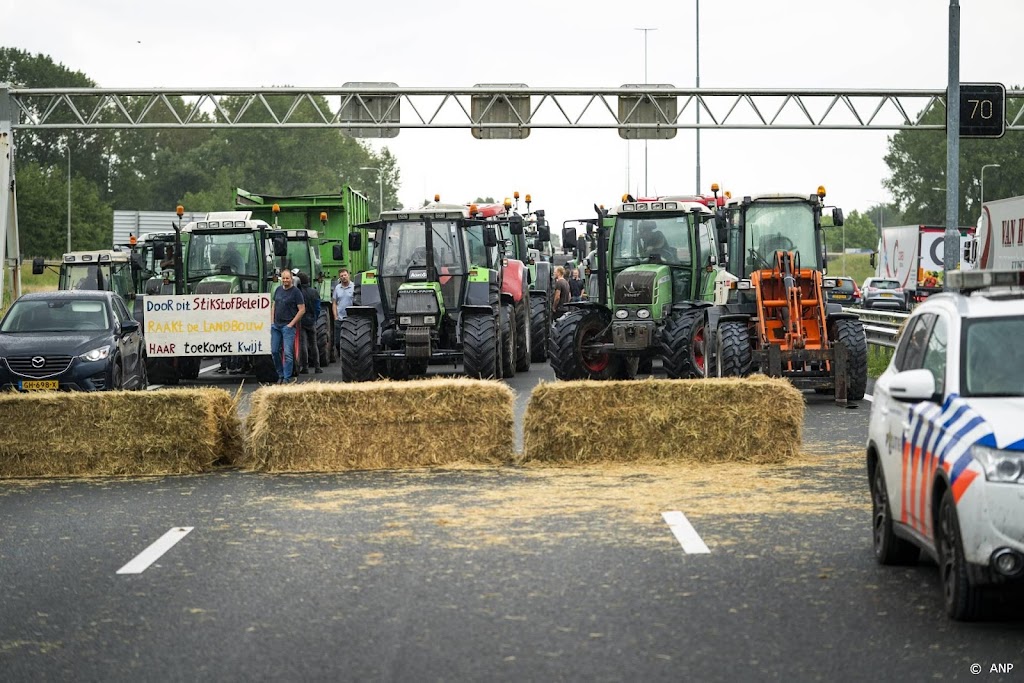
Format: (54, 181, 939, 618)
(522, 376, 804, 465)
(0, 388, 243, 478)
(243, 377, 515, 472)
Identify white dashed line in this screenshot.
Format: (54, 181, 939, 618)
(662, 511, 710, 554)
(116, 527, 194, 575)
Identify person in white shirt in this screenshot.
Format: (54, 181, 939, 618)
(333, 268, 355, 355)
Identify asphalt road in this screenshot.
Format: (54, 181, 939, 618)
(2, 359, 1022, 681)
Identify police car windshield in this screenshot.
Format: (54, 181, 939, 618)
(962, 316, 1024, 397)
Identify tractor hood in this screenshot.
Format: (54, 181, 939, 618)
(194, 274, 240, 295)
(614, 265, 671, 307)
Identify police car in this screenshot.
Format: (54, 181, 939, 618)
(867, 269, 1024, 620)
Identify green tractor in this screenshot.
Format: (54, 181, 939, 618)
(549, 194, 725, 380)
(148, 211, 287, 384)
(339, 202, 516, 381)
(502, 193, 555, 362)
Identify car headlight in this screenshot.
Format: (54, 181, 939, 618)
(636, 308, 651, 319)
(971, 445, 1024, 483)
(615, 309, 629, 319)
(80, 345, 112, 362)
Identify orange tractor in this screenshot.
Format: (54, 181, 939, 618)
(707, 187, 868, 401)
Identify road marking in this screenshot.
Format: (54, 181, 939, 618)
(662, 511, 710, 554)
(116, 527, 194, 575)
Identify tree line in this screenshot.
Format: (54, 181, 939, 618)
(1, 48, 401, 257)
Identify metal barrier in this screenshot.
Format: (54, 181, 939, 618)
(842, 307, 908, 348)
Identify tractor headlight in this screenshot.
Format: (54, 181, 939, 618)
(80, 345, 112, 362)
(615, 309, 629, 319)
(971, 445, 1024, 483)
(636, 309, 651, 319)
(423, 315, 437, 325)
(399, 316, 412, 326)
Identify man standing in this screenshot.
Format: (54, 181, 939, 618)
(568, 267, 585, 302)
(333, 268, 354, 356)
(297, 271, 322, 374)
(270, 269, 305, 384)
(552, 266, 571, 319)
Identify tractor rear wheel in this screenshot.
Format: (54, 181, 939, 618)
(253, 356, 278, 384)
(514, 299, 531, 372)
(549, 308, 618, 381)
(463, 313, 499, 379)
(529, 293, 549, 362)
(833, 318, 868, 400)
(500, 302, 516, 379)
(661, 309, 707, 379)
(340, 316, 375, 382)
(716, 321, 752, 377)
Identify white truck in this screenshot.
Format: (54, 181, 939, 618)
(873, 224, 975, 304)
(970, 194, 1024, 270)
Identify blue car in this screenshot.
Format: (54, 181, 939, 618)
(0, 290, 147, 391)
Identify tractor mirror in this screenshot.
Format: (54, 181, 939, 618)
(832, 208, 845, 227)
(153, 244, 166, 260)
(31, 256, 45, 275)
(484, 225, 498, 248)
(509, 216, 524, 235)
(333, 243, 345, 260)
(869, 252, 876, 268)
(538, 224, 551, 242)
(272, 235, 288, 257)
(561, 227, 577, 249)
(131, 252, 146, 272)
(348, 232, 362, 252)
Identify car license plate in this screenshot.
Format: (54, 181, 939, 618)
(833, 294, 849, 299)
(20, 380, 59, 391)
(881, 293, 895, 298)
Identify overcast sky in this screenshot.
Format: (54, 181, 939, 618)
(6, 0, 1022, 225)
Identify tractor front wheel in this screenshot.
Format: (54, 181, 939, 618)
(548, 308, 618, 381)
(529, 293, 549, 362)
(500, 302, 516, 379)
(316, 309, 331, 366)
(514, 299, 531, 372)
(661, 309, 707, 379)
(340, 316, 376, 382)
(716, 321, 752, 377)
(463, 313, 499, 379)
(833, 318, 868, 400)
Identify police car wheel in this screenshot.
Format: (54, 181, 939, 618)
(938, 489, 986, 621)
(871, 464, 919, 565)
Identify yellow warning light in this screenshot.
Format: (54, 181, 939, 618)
(514, 191, 520, 199)
(434, 194, 441, 202)
(176, 205, 184, 217)
(525, 194, 531, 203)
(129, 233, 137, 246)
(272, 203, 281, 214)
(817, 186, 826, 198)
(504, 198, 512, 209)
(711, 183, 720, 193)
(622, 194, 630, 202)
(469, 203, 479, 215)
(320, 212, 328, 222)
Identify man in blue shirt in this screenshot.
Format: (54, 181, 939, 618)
(333, 268, 354, 356)
(271, 269, 306, 383)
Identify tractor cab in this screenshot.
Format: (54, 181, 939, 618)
(181, 212, 284, 295)
(52, 250, 137, 300)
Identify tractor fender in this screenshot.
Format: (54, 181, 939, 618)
(501, 259, 527, 304)
(670, 300, 713, 313)
(826, 311, 860, 322)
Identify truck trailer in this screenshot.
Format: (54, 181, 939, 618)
(874, 224, 975, 304)
(971, 194, 1024, 270)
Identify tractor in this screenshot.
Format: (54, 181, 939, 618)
(500, 192, 554, 363)
(707, 187, 868, 401)
(548, 192, 726, 380)
(338, 201, 517, 381)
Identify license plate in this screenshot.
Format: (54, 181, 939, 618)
(20, 380, 59, 391)
(881, 293, 895, 298)
(832, 294, 849, 299)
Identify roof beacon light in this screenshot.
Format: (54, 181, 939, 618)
(504, 198, 512, 210)
(176, 204, 184, 218)
(434, 194, 441, 202)
(514, 191, 520, 199)
(817, 186, 827, 199)
(469, 203, 479, 216)
(320, 211, 328, 224)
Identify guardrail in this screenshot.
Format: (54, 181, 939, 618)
(842, 307, 908, 348)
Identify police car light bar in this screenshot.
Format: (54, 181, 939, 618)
(947, 269, 1024, 293)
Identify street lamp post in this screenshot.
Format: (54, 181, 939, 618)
(635, 27, 657, 197)
(359, 167, 383, 217)
(980, 163, 1000, 208)
(66, 137, 71, 252)
(695, 0, 701, 195)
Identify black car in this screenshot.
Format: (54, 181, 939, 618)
(0, 290, 147, 391)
